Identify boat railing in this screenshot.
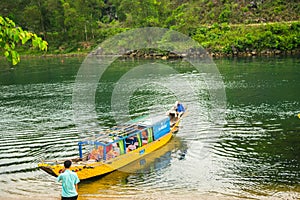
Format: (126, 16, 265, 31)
(78, 125, 153, 162)
(78, 115, 173, 163)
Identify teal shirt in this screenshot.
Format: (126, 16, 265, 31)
(57, 169, 80, 197)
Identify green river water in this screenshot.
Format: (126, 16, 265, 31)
(0, 55, 299, 199)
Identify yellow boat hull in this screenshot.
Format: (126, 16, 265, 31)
(38, 129, 175, 180)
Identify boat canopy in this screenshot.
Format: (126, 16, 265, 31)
(78, 115, 170, 161)
(136, 115, 171, 140)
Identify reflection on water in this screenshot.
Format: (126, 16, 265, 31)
(79, 136, 187, 199)
(0, 56, 299, 199)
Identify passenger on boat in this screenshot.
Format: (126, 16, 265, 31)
(127, 143, 136, 152)
(112, 148, 120, 157)
(126, 136, 137, 151)
(126, 137, 134, 144)
(142, 131, 148, 145)
(176, 101, 185, 118)
(88, 147, 102, 162)
(106, 150, 116, 160)
(167, 105, 178, 117)
(133, 137, 139, 147)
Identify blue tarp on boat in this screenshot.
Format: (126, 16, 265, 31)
(138, 116, 170, 140)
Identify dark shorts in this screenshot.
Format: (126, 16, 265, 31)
(61, 195, 78, 200)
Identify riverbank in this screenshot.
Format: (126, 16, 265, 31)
(120, 48, 300, 59)
(16, 47, 300, 62)
(14, 21, 299, 61)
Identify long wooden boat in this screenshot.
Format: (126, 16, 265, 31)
(38, 110, 185, 180)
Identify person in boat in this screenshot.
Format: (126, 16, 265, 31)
(57, 160, 80, 200)
(88, 146, 103, 161)
(167, 104, 178, 117)
(88, 149, 101, 161)
(126, 136, 137, 151)
(127, 143, 136, 151)
(175, 101, 185, 118)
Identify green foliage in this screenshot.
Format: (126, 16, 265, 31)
(191, 21, 300, 54)
(218, 4, 232, 23)
(0, 16, 48, 65)
(0, 0, 299, 55)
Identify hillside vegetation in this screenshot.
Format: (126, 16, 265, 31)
(0, 0, 299, 56)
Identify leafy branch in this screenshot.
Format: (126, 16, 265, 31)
(0, 16, 48, 65)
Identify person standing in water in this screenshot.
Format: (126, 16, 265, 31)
(57, 160, 80, 200)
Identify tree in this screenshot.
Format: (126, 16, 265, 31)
(116, 0, 164, 27)
(0, 16, 48, 65)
